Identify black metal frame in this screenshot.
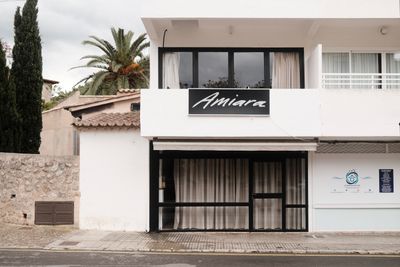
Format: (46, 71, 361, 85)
(149, 144, 309, 232)
(158, 47, 305, 89)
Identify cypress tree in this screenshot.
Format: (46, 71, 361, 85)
(0, 42, 20, 152)
(11, 0, 43, 153)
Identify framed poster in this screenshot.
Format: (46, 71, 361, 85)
(379, 169, 394, 193)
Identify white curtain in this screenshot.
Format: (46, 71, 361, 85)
(162, 52, 180, 89)
(351, 53, 380, 73)
(285, 158, 306, 230)
(386, 53, 400, 89)
(386, 53, 400, 73)
(322, 53, 350, 73)
(322, 52, 350, 89)
(253, 162, 282, 230)
(352, 53, 380, 89)
(272, 52, 300, 89)
(173, 159, 249, 230)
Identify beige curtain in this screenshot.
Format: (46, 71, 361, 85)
(162, 52, 180, 89)
(272, 52, 300, 89)
(285, 158, 306, 230)
(253, 162, 282, 230)
(173, 159, 249, 230)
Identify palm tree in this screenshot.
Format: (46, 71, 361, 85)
(73, 28, 149, 95)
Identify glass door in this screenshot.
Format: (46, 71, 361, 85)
(251, 160, 283, 231)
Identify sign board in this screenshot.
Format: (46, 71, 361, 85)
(379, 169, 394, 193)
(188, 89, 270, 116)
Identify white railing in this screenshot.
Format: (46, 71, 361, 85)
(322, 73, 400, 89)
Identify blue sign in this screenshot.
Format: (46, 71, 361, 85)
(346, 170, 359, 185)
(379, 169, 394, 193)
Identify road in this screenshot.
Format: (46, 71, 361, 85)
(0, 249, 399, 266)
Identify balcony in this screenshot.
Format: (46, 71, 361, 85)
(322, 73, 400, 89)
(140, 88, 400, 140)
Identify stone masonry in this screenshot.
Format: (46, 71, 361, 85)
(0, 153, 79, 226)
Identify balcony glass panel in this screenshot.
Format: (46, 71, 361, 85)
(322, 53, 349, 73)
(386, 53, 400, 89)
(199, 52, 229, 88)
(234, 52, 265, 88)
(351, 53, 380, 89)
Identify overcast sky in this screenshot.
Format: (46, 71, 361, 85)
(0, 0, 146, 91)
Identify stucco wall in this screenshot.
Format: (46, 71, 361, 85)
(40, 108, 77, 156)
(79, 129, 149, 231)
(310, 152, 400, 231)
(0, 153, 79, 225)
(141, 89, 321, 138)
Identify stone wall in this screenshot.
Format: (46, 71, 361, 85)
(0, 153, 79, 226)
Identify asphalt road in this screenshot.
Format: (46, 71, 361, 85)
(0, 249, 399, 267)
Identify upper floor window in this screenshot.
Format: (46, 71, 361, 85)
(322, 52, 400, 89)
(160, 48, 304, 89)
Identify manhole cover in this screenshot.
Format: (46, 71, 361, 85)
(59, 241, 80, 246)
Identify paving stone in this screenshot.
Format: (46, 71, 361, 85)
(0, 223, 74, 249)
(2, 222, 400, 255)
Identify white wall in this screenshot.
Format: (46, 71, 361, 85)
(79, 129, 149, 231)
(320, 89, 400, 138)
(311, 153, 400, 231)
(141, 89, 321, 138)
(141, 89, 400, 139)
(306, 44, 322, 89)
(140, 0, 400, 19)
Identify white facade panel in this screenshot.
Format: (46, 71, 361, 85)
(141, 89, 321, 138)
(140, 0, 400, 19)
(141, 89, 400, 139)
(320, 89, 400, 138)
(314, 209, 400, 231)
(311, 153, 400, 231)
(79, 130, 149, 231)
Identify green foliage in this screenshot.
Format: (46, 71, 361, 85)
(42, 86, 77, 111)
(0, 41, 20, 152)
(11, 0, 43, 153)
(73, 28, 150, 95)
(202, 77, 239, 88)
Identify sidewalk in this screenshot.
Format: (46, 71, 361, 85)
(1, 223, 399, 255)
(0, 223, 73, 249)
(46, 230, 400, 255)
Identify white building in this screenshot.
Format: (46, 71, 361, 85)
(77, 0, 400, 232)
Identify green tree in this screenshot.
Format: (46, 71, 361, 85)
(74, 28, 149, 95)
(42, 86, 77, 111)
(11, 0, 43, 153)
(0, 41, 20, 152)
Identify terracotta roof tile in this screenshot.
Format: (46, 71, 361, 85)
(73, 112, 140, 128)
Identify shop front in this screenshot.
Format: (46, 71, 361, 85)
(150, 148, 309, 232)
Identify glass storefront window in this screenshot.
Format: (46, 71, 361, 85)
(156, 153, 307, 232)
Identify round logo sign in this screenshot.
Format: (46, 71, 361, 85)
(346, 170, 359, 185)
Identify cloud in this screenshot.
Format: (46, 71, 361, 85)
(0, 0, 146, 90)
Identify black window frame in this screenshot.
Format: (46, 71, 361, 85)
(158, 47, 305, 89)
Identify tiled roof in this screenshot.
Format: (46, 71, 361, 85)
(117, 89, 138, 94)
(73, 112, 140, 128)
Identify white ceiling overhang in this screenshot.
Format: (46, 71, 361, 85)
(153, 141, 318, 151)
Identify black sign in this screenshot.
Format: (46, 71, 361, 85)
(188, 89, 270, 115)
(379, 169, 394, 193)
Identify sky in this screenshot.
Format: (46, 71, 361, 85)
(0, 0, 146, 92)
